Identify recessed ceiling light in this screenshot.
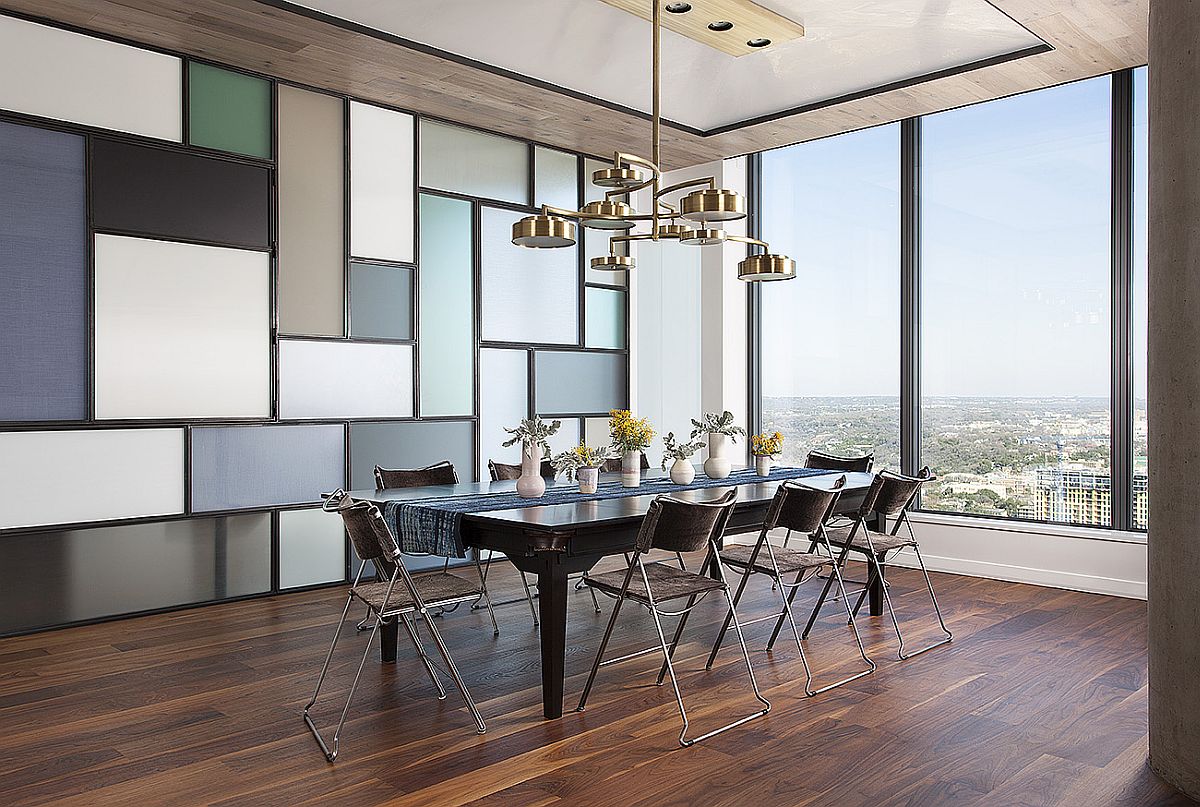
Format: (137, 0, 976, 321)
(665, 2, 692, 13)
(747, 37, 771, 48)
(708, 20, 734, 32)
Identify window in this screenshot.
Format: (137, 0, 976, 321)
(759, 124, 901, 470)
(919, 77, 1112, 525)
(1132, 67, 1148, 529)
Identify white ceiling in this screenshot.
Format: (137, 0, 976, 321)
(292, 0, 1047, 132)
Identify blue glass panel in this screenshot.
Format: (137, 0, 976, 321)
(349, 420, 475, 490)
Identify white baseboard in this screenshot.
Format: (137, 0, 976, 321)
(886, 550, 1147, 600)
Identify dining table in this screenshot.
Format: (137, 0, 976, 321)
(346, 468, 883, 719)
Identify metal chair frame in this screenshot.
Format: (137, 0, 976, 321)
(576, 491, 771, 747)
(802, 471, 953, 661)
(304, 493, 486, 762)
(706, 479, 875, 696)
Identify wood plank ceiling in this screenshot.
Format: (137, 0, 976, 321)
(0, 0, 1147, 169)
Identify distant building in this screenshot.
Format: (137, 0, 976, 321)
(1035, 468, 1148, 528)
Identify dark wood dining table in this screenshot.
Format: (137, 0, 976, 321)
(348, 469, 882, 719)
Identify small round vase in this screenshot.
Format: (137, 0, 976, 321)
(621, 450, 641, 488)
(755, 455, 774, 477)
(577, 466, 599, 495)
(516, 442, 546, 498)
(670, 458, 696, 485)
(704, 433, 732, 479)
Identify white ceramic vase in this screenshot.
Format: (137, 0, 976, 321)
(516, 442, 546, 498)
(621, 449, 641, 488)
(755, 455, 774, 477)
(670, 457, 696, 485)
(577, 466, 599, 495)
(704, 433, 732, 479)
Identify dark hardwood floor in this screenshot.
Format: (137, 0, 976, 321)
(0, 554, 1190, 807)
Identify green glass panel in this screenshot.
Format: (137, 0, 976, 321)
(585, 287, 626, 349)
(419, 194, 474, 416)
(188, 62, 271, 159)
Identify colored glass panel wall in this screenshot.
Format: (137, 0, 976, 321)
(419, 194, 475, 416)
(279, 508, 346, 589)
(585, 287, 626, 349)
(278, 340, 414, 420)
(420, 120, 527, 204)
(350, 102, 415, 263)
(534, 351, 627, 415)
(479, 348, 529, 478)
(187, 62, 272, 158)
(350, 263, 413, 340)
(349, 420, 475, 489)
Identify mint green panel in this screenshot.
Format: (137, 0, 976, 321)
(187, 63, 272, 159)
(419, 194, 475, 416)
(585, 287, 626, 349)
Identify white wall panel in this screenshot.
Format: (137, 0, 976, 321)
(479, 348, 528, 478)
(0, 15, 181, 141)
(420, 120, 528, 204)
(94, 235, 271, 420)
(350, 102, 415, 263)
(279, 508, 346, 589)
(278, 340, 414, 419)
(0, 429, 184, 529)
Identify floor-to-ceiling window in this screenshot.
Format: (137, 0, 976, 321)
(919, 77, 1112, 525)
(759, 124, 901, 470)
(1132, 66, 1149, 529)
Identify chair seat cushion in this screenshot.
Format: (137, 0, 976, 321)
(824, 526, 914, 554)
(720, 543, 829, 576)
(352, 571, 481, 614)
(585, 562, 725, 604)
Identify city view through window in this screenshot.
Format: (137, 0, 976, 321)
(760, 71, 1147, 531)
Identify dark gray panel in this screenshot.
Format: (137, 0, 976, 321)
(0, 121, 87, 421)
(350, 262, 413, 340)
(534, 351, 628, 415)
(90, 138, 270, 247)
(191, 425, 345, 511)
(0, 513, 270, 636)
(350, 420, 475, 490)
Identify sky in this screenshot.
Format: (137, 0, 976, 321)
(759, 69, 1147, 401)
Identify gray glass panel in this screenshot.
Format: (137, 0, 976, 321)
(350, 262, 413, 340)
(91, 138, 270, 247)
(191, 424, 345, 511)
(419, 120, 528, 204)
(0, 121, 87, 421)
(0, 513, 269, 635)
(279, 508, 346, 589)
(349, 420, 475, 490)
(534, 351, 627, 415)
(419, 195, 475, 415)
(585, 287, 626, 349)
(534, 146, 578, 211)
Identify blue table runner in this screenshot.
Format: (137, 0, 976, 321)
(381, 466, 834, 558)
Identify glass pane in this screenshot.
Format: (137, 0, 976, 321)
(420, 120, 527, 204)
(278, 339, 414, 419)
(534, 350, 626, 415)
(481, 207, 579, 345)
(584, 417, 609, 450)
(920, 77, 1111, 525)
(351, 102, 415, 263)
(760, 124, 900, 471)
(0, 513, 270, 635)
(279, 508, 346, 588)
(419, 194, 475, 416)
(94, 235, 271, 419)
(540, 417, 581, 466)
(278, 85, 345, 336)
(190, 424, 344, 511)
(585, 287, 626, 349)
(350, 263, 413, 340)
(534, 146, 578, 211)
(583, 157, 627, 286)
(187, 62, 271, 159)
(0, 121, 87, 421)
(0, 429, 184, 529)
(479, 348, 528, 478)
(1133, 67, 1148, 530)
(349, 420, 476, 489)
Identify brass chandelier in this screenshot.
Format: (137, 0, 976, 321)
(511, 1, 795, 282)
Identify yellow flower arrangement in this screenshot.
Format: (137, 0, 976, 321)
(609, 409, 655, 453)
(751, 431, 784, 457)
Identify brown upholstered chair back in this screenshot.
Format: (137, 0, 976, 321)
(374, 461, 458, 491)
(858, 468, 932, 518)
(325, 494, 398, 564)
(805, 449, 874, 473)
(635, 489, 737, 554)
(602, 453, 650, 472)
(766, 476, 846, 534)
(487, 458, 554, 481)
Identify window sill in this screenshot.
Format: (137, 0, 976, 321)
(906, 510, 1147, 545)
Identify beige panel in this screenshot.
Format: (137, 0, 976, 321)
(278, 84, 345, 336)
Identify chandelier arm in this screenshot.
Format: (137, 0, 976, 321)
(654, 176, 718, 200)
(614, 152, 661, 176)
(723, 234, 770, 250)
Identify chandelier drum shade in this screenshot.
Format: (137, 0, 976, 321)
(511, 0, 795, 282)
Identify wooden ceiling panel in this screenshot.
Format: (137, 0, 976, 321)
(0, 0, 1146, 168)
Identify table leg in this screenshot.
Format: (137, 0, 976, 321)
(379, 618, 398, 663)
(537, 562, 569, 719)
(869, 513, 887, 617)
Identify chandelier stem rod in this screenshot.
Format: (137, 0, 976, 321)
(651, 0, 660, 239)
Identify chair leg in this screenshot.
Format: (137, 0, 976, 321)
(400, 613, 446, 699)
(801, 545, 852, 640)
(472, 554, 501, 636)
(583, 572, 602, 614)
(706, 554, 756, 670)
(767, 568, 807, 650)
(891, 544, 953, 660)
(657, 593, 698, 685)
(417, 607, 487, 734)
(522, 572, 541, 626)
(644, 589, 695, 747)
(576, 582, 627, 712)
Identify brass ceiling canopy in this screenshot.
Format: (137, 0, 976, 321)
(511, 215, 577, 247)
(598, 0, 804, 57)
(511, 1, 794, 282)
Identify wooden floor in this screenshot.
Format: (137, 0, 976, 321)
(0, 555, 1192, 807)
